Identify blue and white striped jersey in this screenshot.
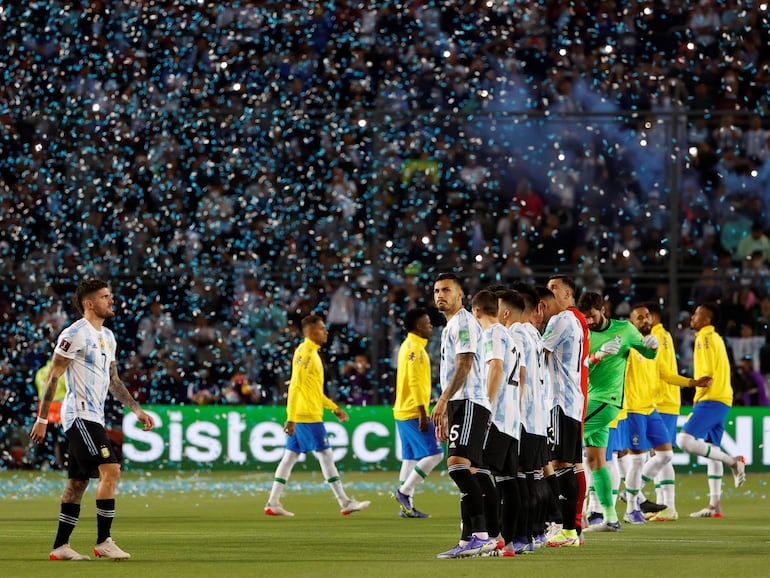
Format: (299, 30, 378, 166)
(512, 321, 549, 436)
(56, 318, 116, 431)
(440, 308, 488, 409)
(482, 322, 520, 438)
(542, 311, 585, 422)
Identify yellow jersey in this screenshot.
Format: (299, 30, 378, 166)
(393, 333, 432, 421)
(693, 325, 733, 406)
(286, 338, 338, 423)
(624, 346, 658, 415)
(651, 323, 690, 414)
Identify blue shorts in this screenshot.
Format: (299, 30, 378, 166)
(658, 412, 679, 448)
(682, 400, 730, 445)
(286, 422, 330, 454)
(626, 411, 670, 451)
(396, 418, 443, 460)
(605, 418, 629, 460)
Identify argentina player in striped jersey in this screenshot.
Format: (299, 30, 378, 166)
(431, 273, 496, 559)
(473, 289, 521, 556)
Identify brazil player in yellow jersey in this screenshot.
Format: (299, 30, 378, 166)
(265, 315, 370, 517)
(676, 303, 746, 518)
(391, 308, 443, 518)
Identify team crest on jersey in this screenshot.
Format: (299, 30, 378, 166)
(60, 339, 71, 352)
(100, 446, 110, 459)
(409, 352, 415, 361)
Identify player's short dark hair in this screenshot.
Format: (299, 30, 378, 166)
(435, 272, 463, 290)
(548, 274, 577, 295)
(510, 281, 539, 312)
(535, 285, 556, 302)
(405, 307, 429, 332)
(302, 314, 324, 330)
(484, 283, 507, 294)
(630, 302, 650, 314)
(698, 302, 721, 326)
(577, 291, 604, 313)
(498, 289, 525, 313)
(472, 289, 499, 316)
(73, 278, 109, 316)
(642, 301, 662, 318)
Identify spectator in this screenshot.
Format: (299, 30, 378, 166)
(735, 221, 770, 263)
(733, 355, 770, 406)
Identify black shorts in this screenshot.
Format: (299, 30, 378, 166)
(66, 418, 120, 480)
(519, 427, 549, 472)
(447, 399, 490, 468)
(548, 406, 583, 464)
(483, 423, 519, 476)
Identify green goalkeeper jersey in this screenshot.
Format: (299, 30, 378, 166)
(587, 319, 657, 408)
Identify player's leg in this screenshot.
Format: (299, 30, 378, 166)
(50, 478, 90, 561)
(583, 401, 621, 530)
(265, 448, 300, 516)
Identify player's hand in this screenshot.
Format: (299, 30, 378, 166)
(594, 339, 620, 361)
(642, 335, 659, 350)
(418, 414, 429, 432)
(692, 376, 712, 388)
(30, 421, 47, 444)
(283, 421, 296, 436)
(135, 409, 155, 431)
(333, 407, 349, 422)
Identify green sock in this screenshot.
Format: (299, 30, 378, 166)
(592, 466, 618, 523)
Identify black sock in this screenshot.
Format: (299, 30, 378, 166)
(545, 472, 564, 524)
(53, 503, 81, 549)
(449, 464, 485, 535)
(557, 467, 579, 531)
(497, 476, 520, 543)
(96, 498, 115, 544)
(475, 470, 499, 538)
(515, 473, 530, 542)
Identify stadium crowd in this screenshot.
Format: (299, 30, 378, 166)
(2, 1, 770, 467)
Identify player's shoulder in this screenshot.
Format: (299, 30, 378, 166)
(60, 318, 89, 339)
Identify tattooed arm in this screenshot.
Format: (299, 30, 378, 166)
(109, 361, 155, 431)
(29, 354, 71, 444)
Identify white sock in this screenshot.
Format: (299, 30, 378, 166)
(617, 453, 631, 493)
(707, 459, 723, 509)
(401, 453, 443, 497)
(315, 449, 349, 505)
(399, 459, 417, 490)
(641, 450, 673, 504)
(676, 432, 737, 467)
(607, 458, 620, 506)
(658, 461, 676, 511)
(269, 450, 300, 504)
(625, 454, 646, 513)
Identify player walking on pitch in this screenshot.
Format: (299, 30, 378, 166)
(265, 314, 370, 517)
(391, 308, 443, 518)
(30, 278, 156, 561)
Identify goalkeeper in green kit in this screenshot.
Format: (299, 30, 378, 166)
(577, 292, 658, 532)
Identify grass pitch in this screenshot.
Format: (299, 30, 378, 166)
(2, 469, 768, 577)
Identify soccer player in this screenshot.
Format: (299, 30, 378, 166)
(509, 283, 558, 553)
(539, 283, 586, 547)
(29, 279, 156, 561)
(430, 273, 496, 559)
(578, 291, 658, 532)
(644, 301, 710, 522)
(392, 308, 443, 518)
(676, 302, 746, 517)
(265, 315, 370, 517)
(622, 304, 676, 524)
(501, 286, 548, 554)
(543, 275, 588, 547)
(473, 289, 521, 554)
